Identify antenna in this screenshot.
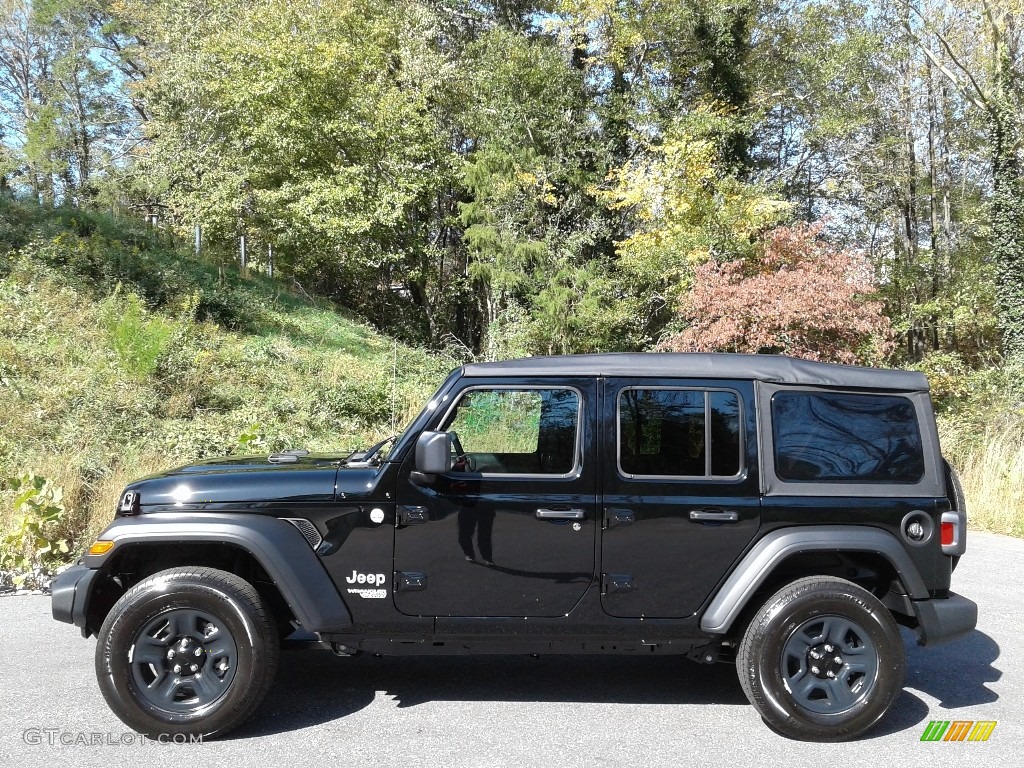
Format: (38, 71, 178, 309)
(390, 341, 398, 435)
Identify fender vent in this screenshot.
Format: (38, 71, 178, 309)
(282, 518, 323, 550)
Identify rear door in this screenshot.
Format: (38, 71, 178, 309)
(600, 378, 761, 618)
(393, 378, 597, 617)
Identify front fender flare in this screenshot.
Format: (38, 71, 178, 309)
(85, 513, 352, 632)
(700, 525, 929, 635)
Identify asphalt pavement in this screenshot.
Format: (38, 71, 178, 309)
(0, 530, 1019, 767)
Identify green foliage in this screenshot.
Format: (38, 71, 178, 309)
(1, 473, 70, 588)
(0, 200, 454, 555)
(236, 424, 267, 454)
(100, 289, 174, 379)
(447, 389, 542, 454)
(908, 351, 972, 410)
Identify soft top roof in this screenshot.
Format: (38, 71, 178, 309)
(461, 353, 929, 391)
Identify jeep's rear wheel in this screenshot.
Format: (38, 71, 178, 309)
(95, 567, 279, 739)
(736, 576, 905, 741)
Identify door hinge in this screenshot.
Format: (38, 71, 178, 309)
(602, 573, 634, 594)
(604, 508, 635, 528)
(395, 571, 427, 592)
(398, 506, 428, 526)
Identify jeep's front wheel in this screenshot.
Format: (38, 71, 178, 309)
(95, 567, 280, 739)
(736, 576, 905, 742)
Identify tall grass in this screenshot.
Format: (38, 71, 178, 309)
(940, 412, 1024, 538)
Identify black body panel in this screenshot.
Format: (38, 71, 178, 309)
(55, 353, 972, 655)
(393, 377, 599, 618)
(600, 378, 761, 618)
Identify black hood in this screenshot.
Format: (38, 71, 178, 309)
(124, 454, 383, 509)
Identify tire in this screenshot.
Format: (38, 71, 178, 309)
(736, 576, 905, 742)
(95, 566, 280, 739)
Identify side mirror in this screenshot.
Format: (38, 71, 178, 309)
(415, 431, 453, 475)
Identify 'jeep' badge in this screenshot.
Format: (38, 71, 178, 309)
(345, 570, 388, 599)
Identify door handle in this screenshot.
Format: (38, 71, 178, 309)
(689, 509, 739, 523)
(536, 508, 585, 520)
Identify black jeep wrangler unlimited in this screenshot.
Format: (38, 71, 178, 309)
(53, 353, 976, 741)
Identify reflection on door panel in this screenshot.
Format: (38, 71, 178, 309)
(603, 382, 759, 619)
(393, 383, 597, 618)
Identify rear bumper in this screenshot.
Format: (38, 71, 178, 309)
(51, 564, 97, 633)
(914, 591, 978, 646)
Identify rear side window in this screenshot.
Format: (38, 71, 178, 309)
(618, 388, 741, 478)
(771, 392, 925, 483)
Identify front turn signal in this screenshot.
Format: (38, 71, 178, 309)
(88, 540, 114, 556)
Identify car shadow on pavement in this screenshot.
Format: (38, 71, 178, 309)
(235, 627, 1002, 741)
(235, 648, 748, 739)
(903, 628, 1001, 708)
(865, 628, 1001, 740)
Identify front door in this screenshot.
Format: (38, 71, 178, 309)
(393, 379, 597, 617)
(600, 378, 761, 618)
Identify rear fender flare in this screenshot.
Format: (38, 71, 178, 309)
(700, 525, 928, 635)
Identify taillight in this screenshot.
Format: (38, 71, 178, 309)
(940, 521, 955, 547)
(940, 511, 964, 555)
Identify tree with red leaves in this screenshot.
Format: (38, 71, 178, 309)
(659, 223, 894, 365)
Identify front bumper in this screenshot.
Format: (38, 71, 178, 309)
(914, 591, 978, 645)
(51, 563, 98, 635)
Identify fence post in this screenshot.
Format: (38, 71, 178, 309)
(194, 225, 202, 257)
(240, 234, 247, 276)
(268, 243, 274, 278)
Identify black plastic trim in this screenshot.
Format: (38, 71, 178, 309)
(50, 563, 97, 628)
(83, 513, 352, 632)
(913, 591, 978, 646)
(700, 525, 930, 634)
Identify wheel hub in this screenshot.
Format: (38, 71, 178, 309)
(166, 635, 207, 677)
(806, 642, 844, 679)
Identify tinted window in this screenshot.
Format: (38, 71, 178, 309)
(443, 388, 579, 475)
(619, 389, 741, 478)
(772, 392, 925, 483)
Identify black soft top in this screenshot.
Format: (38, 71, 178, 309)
(462, 353, 929, 391)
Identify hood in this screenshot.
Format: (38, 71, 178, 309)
(123, 454, 382, 509)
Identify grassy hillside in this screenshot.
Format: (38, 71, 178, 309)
(0, 200, 455, 583)
(1, 200, 1021, 587)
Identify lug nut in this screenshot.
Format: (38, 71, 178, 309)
(824, 644, 834, 652)
(173, 664, 181, 674)
(809, 650, 821, 660)
(827, 670, 836, 678)
(834, 656, 843, 665)
(811, 665, 820, 675)
(167, 649, 175, 659)
(190, 664, 198, 672)
(194, 648, 203, 657)
(181, 638, 190, 648)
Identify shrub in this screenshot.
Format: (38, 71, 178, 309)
(0, 474, 71, 589)
(660, 222, 894, 365)
(100, 289, 174, 379)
